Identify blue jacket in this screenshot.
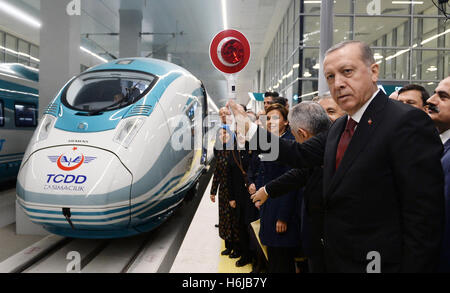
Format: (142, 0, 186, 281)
(439, 139, 450, 272)
(258, 130, 302, 248)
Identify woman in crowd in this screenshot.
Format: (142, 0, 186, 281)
(227, 124, 259, 268)
(257, 103, 302, 273)
(210, 126, 240, 258)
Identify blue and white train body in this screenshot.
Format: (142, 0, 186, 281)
(0, 64, 39, 185)
(17, 58, 216, 239)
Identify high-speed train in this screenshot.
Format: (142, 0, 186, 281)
(0, 64, 39, 185)
(17, 58, 219, 239)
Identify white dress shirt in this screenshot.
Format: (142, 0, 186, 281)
(440, 129, 450, 145)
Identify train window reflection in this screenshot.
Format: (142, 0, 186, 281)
(15, 103, 37, 127)
(63, 70, 156, 113)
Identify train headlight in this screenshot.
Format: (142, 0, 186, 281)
(35, 115, 56, 143)
(113, 117, 145, 148)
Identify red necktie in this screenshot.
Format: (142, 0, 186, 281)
(335, 117, 357, 170)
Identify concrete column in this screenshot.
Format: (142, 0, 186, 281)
(119, 9, 143, 58)
(318, 0, 334, 96)
(16, 0, 80, 236)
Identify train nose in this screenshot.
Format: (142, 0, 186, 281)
(17, 145, 132, 231)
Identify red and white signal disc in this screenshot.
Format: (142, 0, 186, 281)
(209, 29, 250, 74)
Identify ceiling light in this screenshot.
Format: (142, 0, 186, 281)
(304, 71, 312, 78)
(0, 0, 41, 28)
(80, 46, 108, 63)
(374, 53, 384, 60)
(221, 0, 228, 30)
(0, 45, 40, 62)
(392, 1, 423, 4)
(287, 69, 293, 78)
(304, 0, 337, 3)
(427, 66, 437, 72)
(385, 48, 410, 61)
(421, 29, 450, 46)
(301, 91, 319, 98)
(313, 63, 320, 70)
(293, 64, 300, 69)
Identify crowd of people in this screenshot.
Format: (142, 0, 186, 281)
(210, 40, 450, 273)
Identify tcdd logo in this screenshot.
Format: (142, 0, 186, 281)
(47, 174, 87, 184)
(48, 147, 96, 171)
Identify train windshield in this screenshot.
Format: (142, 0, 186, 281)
(63, 70, 156, 113)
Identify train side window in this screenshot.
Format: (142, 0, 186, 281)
(0, 100, 4, 127)
(15, 103, 38, 127)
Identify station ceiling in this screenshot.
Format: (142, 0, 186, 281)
(0, 0, 289, 107)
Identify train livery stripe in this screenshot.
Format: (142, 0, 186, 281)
(18, 173, 186, 220)
(19, 191, 185, 226)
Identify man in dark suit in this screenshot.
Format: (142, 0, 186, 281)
(263, 101, 331, 272)
(426, 76, 450, 272)
(229, 41, 444, 273)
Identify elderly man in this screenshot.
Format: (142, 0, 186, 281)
(229, 40, 444, 273)
(426, 76, 450, 272)
(397, 84, 430, 112)
(313, 93, 346, 122)
(259, 101, 331, 272)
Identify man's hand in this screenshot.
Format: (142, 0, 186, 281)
(210, 194, 216, 203)
(226, 100, 252, 139)
(250, 187, 269, 209)
(276, 220, 287, 234)
(229, 200, 236, 209)
(248, 183, 256, 195)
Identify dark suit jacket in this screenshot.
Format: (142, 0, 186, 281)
(252, 91, 445, 272)
(257, 131, 302, 248)
(266, 167, 325, 272)
(439, 139, 450, 272)
(226, 148, 259, 226)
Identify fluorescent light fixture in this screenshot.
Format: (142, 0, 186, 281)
(374, 53, 384, 60)
(428, 82, 434, 85)
(385, 48, 410, 61)
(221, 0, 228, 30)
(376, 60, 383, 65)
(392, 1, 423, 4)
(427, 66, 437, 72)
(304, 71, 312, 78)
(293, 64, 300, 69)
(301, 91, 319, 98)
(80, 46, 108, 63)
(288, 69, 293, 77)
(313, 63, 320, 70)
(421, 28, 450, 46)
(0, 45, 40, 62)
(0, 1, 41, 28)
